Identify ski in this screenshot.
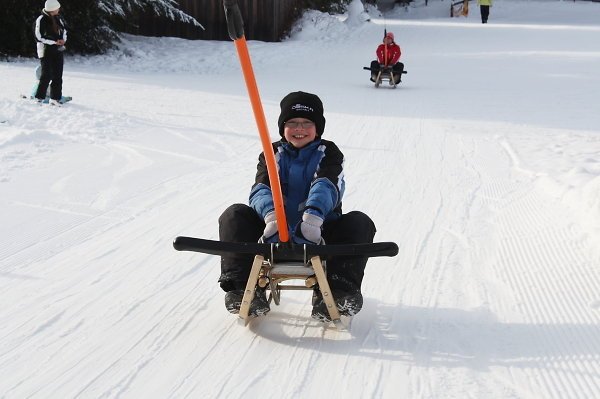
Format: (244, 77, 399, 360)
(20, 94, 73, 104)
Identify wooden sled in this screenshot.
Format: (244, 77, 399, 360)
(239, 253, 346, 329)
(363, 66, 407, 89)
(173, 237, 398, 330)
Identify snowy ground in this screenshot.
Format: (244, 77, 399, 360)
(1, 0, 600, 398)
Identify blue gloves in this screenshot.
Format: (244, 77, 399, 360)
(261, 211, 279, 243)
(293, 213, 324, 245)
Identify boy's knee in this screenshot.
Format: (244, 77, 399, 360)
(219, 203, 253, 225)
(345, 211, 377, 241)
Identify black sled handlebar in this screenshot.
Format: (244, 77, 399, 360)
(363, 66, 407, 74)
(173, 236, 398, 261)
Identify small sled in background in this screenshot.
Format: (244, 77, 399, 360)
(173, 237, 398, 330)
(363, 65, 407, 89)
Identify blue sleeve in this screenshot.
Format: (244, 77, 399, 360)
(249, 183, 274, 220)
(304, 178, 340, 218)
(303, 140, 345, 219)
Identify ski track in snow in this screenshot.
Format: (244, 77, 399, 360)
(1, 1, 600, 398)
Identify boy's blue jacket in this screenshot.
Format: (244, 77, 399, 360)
(249, 139, 345, 231)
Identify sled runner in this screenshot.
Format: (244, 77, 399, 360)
(173, 237, 398, 329)
(363, 66, 407, 89)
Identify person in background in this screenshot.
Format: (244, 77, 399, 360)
(218, 91, 376, 321)
(370, 32, 404, 84)
(478, 0, 492, 24)
(34, 0, 67, 105)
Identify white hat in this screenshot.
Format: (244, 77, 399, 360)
(44, 0, 61, 12)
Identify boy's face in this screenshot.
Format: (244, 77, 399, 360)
(283, 118, 317, 148)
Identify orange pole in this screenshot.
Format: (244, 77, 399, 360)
(233, 37, 289, 242)
(384, 40, 388, 67)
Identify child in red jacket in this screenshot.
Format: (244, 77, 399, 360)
(370, 32, 404, 84)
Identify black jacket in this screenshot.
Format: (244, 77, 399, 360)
(34, 10, 67, 47)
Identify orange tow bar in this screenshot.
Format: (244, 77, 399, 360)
(224, 1, 289, 242)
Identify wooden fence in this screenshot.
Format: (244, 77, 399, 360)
(127, 0, 299, 42)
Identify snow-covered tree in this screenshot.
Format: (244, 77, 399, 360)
(300, 0, 354, 13)
(99, 0, 200, 26)
(0, 0, 201, 57)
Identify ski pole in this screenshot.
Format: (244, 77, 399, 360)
(383, 27, 388, 68)
(223, 0, 290, 243)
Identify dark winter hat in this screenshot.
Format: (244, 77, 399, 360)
(278, 91, 326, 137)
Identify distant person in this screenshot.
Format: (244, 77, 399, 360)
(478, 0, 492, 24)
(34, 0, 67, 106)
(218, 91, 376, 321)
(370, 32, 404, 84)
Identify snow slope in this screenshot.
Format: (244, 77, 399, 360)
(1, 0, 599, 398)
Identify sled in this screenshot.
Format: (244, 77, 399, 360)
(198, 1, 400, 331)
(173, 236, 398, 330)
(363, 66, 407, 89)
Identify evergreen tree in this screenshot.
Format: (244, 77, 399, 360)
(300, 0, 353, 14)
(0, 0, 200, 57)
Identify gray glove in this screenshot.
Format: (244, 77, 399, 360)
(262, 211, 278, 242)
(297, 213, 323, 244)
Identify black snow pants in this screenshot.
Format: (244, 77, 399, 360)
(218, 204, 376, 294)
(36, 47, 64, 101)
(480, 5, 490, 23)
(370, 60, 404, 83)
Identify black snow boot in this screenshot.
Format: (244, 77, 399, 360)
(225, 288, 270, 317)
(311, 287, 363, 322)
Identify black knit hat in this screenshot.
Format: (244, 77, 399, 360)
(278, 91, 326, 137)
